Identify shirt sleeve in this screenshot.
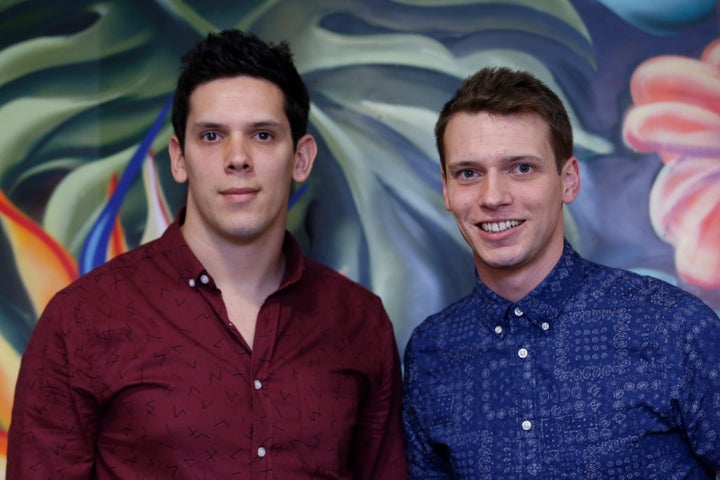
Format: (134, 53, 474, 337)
(402, 329, 454, 479)
(349, 302, 408, 480)
(7, 292, 99, 479)
(675, 300, 720, 470)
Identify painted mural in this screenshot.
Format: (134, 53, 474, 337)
(0, 0, 718, 474)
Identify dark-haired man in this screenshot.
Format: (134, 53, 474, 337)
(9, 29, 407, 479)
(402, 66, 720, 479)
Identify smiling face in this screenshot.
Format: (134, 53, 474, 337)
(168, 76, 316, 248)
(441, 111, 580, 300)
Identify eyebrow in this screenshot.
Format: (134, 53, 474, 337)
(446, 160, 478, 169)
(446, 155, 542, 172)
(191, 120, 285, 130)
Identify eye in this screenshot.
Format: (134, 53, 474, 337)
(254, 131, 273, 141)
(515, 163, 533, 174)
(201, 131, 219, 142)
(459, 169, 476, 179)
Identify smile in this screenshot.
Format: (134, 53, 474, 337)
(479, 220, 523, 233)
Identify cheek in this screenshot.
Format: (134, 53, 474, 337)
(445, 190, 474, 216)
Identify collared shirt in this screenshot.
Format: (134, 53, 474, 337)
(403, 240, 720, 479)
(8, 217, 407, 479)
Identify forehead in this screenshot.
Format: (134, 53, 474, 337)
(444, 111, 552, 160)
(187, 76, 287, 123)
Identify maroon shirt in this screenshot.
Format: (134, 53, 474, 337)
(8, 218, 407, 479)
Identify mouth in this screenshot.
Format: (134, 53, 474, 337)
(220, 186, 260, 203)
(479, 220, 523, 233)
(221, 187, 259, 195)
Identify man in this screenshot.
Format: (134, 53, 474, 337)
(402, 66, 720, 479)
(8, 29, 407, 479)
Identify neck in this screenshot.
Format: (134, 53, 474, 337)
(478, 269, 540, 303)
(181, 225, 287, 302)
(477, 240, 565, 303)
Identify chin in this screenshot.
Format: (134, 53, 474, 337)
(477, 249, 526, 270)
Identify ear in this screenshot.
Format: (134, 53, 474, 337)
(561, 156, 581, 205)
(292, 134, 317, 183)
(169, 135, 188, 184)
(441, 165, 451, 211)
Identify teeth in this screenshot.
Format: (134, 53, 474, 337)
(480, 220, 522, 233)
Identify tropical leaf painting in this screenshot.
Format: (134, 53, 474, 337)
(0, 0, 718, 474)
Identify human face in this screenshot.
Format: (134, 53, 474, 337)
(169, 76, 316, 247)
(441, 112, 580, 299)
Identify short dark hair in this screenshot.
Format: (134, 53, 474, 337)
(171, 29, 310, 150)
(435, 67, 573, 173)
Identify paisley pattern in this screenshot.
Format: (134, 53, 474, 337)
(404, 241, 720, 479)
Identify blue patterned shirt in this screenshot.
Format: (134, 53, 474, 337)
(403, 241, 720, 479)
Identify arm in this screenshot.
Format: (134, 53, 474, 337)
(402, 332, 453, 479)
(349, 308, 408, 480)
(675, 301, 720, 473)
(7, 294, 99, 479)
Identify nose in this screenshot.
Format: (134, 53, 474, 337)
(225, 136, 252, 173)
(480, 171, 511, 208)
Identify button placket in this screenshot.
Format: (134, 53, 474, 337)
(250, 303, 278, 471)
(513, 305, 535, 438)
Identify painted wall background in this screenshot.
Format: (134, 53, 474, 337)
(0, 0, 719, 474)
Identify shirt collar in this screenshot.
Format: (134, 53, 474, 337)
(159, 210, 205, 284)
(278, 231, 305, 290)
(160, 208, 306, 291)
(473, 240, 587, 329)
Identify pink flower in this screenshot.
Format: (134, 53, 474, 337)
(623, 39, 720, 288)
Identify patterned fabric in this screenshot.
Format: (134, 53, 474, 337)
(403, 240, 720, 479)
(8, 215, 407, 479)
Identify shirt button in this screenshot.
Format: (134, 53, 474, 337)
(188, 278, 196, 288)
(518, 348, 528, 359)
(200, 274, 210, 284)
(522, 420, 532, 431)
(541, 322, 550, 331)
(257, 447, 266, 458)
(254, 379, 262, 390)
(494, 325, 503, 335)
(514, 307, 523, 317)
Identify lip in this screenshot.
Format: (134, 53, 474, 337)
(220, 186, 260, 202)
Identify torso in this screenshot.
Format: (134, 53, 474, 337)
(223, 292, 261, 349)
